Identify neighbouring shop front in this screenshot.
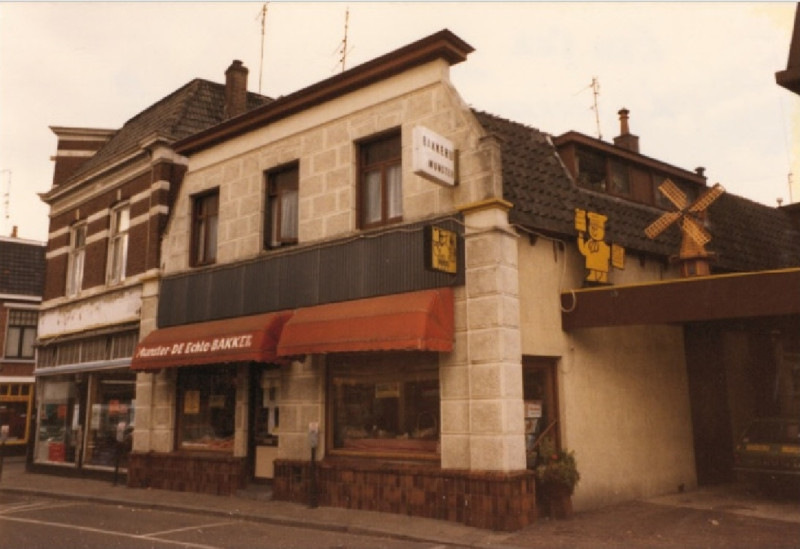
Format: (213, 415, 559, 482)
(32, 326, 138, 474)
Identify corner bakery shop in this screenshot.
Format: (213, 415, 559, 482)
(125, 288, 536, 529)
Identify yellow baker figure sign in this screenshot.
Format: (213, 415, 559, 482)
(576, 209, 611, 283)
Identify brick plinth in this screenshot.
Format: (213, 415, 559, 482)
(127, 452, 246, 495)
(273, 459, 537, 531)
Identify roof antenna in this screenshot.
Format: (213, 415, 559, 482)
(256, 2, 268, 94)
(0, 169, 10, 236)
(337, 7, 353, 73)
(590, 77, 602, 140)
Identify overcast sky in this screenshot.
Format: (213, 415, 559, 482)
(1, 1, 798, 242)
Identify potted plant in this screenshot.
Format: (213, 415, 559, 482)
(534, 437, 580, 519)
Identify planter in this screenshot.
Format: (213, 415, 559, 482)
(542, 482, 574, 519)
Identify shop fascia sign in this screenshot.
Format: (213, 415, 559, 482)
(134, 333, 255, 359)
(412, 126, 457, 187)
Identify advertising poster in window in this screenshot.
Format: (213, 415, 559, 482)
(184, 390, 200, 415)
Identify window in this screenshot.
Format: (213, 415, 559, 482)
(575, 147, 607, 192)
(358, 132, 402, 229)
(608, 160, 631, 196)
(4, 309, 37, 359)
(177, 366, 236, 451)
(329, 352, 439, 457)
(264, 164, 299, 249)
(83, 372, 135, 468)
(191, 191, 219, 266)
(66, 222, 86, 296)
(107, 204, 129, 284)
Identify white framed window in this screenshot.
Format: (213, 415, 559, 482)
(107, 204, 130, 285)
(66, 222, 87, 297)
(3, 309, 37, 360)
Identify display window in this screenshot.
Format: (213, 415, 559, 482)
(0, 383, 33, 445)
(35, 379, 79, 464)
(329, 352, 440, 458)
(83, 372, 136, 468)
(177, 365, 236, 451)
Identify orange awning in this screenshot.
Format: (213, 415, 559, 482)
(131, 311, 293, 371)
(277, 288, 454, 356)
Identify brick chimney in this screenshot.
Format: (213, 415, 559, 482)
(613, 108, 640, 153)
(224, 60, 249, 119)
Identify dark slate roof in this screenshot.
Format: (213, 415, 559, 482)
(0, 238, 46, 297)
(472, 110, 800, 272)
(63, 80, 272, 186)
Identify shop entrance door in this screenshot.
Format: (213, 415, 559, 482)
(248, 365, 281, 481)
(523, 356, 560, 468)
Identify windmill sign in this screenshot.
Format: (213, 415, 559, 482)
(645, 179, 725, 277)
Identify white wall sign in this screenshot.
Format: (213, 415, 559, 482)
(412, 126, 456, 187)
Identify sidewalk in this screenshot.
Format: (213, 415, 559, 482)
(1, 456, 798, 548)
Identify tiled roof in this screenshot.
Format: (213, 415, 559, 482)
(63, 80, 272, 186)
(0, 238, 46, 297)
(473, 110, 800, 272)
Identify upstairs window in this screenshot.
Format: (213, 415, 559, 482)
(107, 204, 130, 284)
(608, 160, 631, 196)
(358, 131, 402, 229)
(4, 309, 37, 360)
(66, 222, 87, 297)
(191, 190, 219, 266)
(264, 163, 299, 249)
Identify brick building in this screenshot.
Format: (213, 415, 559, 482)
(124, 29, 799, 531)
(0, 231, 45, 455)
(33, 62, 269, 474)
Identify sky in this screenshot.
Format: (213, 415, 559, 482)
(0, 1, 798, 243)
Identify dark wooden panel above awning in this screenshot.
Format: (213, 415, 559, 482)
(131, 311, 293, 371)
(560, 268, 800, 331)
(277, 288, 454, 356)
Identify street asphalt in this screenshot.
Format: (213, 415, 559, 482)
(1, 456, 798, 548)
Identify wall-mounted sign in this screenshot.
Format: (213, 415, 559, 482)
(575, 209, 625, 285)
(135, 333, 256, 360)
(412, 126, 457, 187)
(425, 225, 458, 274)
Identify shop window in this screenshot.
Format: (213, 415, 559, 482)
(35, 379, 80, 464)
(523, 357, 560, 468)
(106, 204, 130, 285)
(358, 131, 402, 229)
(177, 366, 236, 452)
(83, 373, 135, 468)
(0, 383, 33, 445)
(264, 163, 299, 249)
(329, 352, 439, 457)
(4, 309, 37, 359)
(190, 190, 219, 267)
(66, 222, 87, 297)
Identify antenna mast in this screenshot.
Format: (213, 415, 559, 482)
(0, 169, 10, 236)
(339, 7, 350, 73)
(590, 77, 602, 140)
(257, 3, 268, 94)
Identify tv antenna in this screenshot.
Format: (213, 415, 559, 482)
(335, 7, 353, 73)
(256, 2, 269, 94)
(590, 77, 602, 140)
(0, 169, 10, 235)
